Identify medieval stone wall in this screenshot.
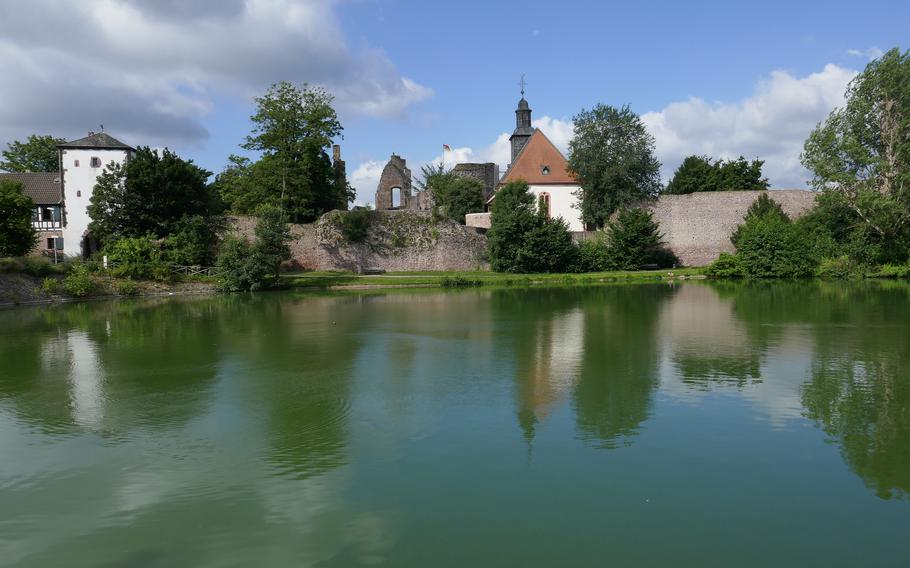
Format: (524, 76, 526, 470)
(230, 211, 488, 272)
(464, 190, 819, 267)
(452, 163, 500, 201)
(644, 190, 817, 266)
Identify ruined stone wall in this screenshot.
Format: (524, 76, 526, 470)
(452, 163, 500, 201)
(230, 211, 488, 272)
(645, 190, 817, 266)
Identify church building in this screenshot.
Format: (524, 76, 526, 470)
(490, 93, 585, 231)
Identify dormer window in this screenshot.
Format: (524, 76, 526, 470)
(541, 165, 550, 175)
(90, 157, 102, 168)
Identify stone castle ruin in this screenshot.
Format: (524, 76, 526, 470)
(375, 154, 499, 210)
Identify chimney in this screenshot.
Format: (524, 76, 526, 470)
(332, 144, 341, 162)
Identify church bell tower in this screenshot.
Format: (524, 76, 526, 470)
(510, 75, 535, 162)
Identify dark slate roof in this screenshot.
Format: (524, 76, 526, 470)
(58, 132, 133, 150)
(0, 172, 63, 204)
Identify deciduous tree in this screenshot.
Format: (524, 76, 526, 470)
(665, 155, 768, 194)
(0, 180, 37, 256)
(802, 47, 910, 253)
(568, 104, 661, 228)
(88, 147, 215, 243)
(0, 135, 65, 173)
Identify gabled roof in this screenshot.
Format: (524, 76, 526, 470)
(499, 129, 576, 186)
(58, 132, 133, 150)
(0, 172, 63, 204)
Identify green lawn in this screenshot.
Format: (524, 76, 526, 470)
(280, 268, 705, 290)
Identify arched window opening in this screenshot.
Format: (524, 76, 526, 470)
(539, 192, 551, 219)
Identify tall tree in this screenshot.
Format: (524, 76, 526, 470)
(1, 135, 66, 172)
(568, 104, 661, 228)
(665, 155, 769, 194)
(235, 81, 348, 222)
(88, 147, 214, 243)
(802, 47, 910, 242)
(0, 180, 37, 256)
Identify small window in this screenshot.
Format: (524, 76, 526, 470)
(76, 191, 81, 198)
(47, 238, 55, 250)
(90, 157, 102, 168)
(74, 159, 80, 167)
(541, 165, 550, 175)
(41, 207, 53, 221)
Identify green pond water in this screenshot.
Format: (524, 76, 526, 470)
(2, 282, 910, 567)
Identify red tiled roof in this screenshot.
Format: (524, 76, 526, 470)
(500, 130, 576, 186)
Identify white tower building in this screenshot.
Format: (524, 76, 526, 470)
(57, 132, 133, 258)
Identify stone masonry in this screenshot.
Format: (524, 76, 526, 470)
(645, 190, 817, 266)
(230, 210, 488, 272)
(464, 190, 819, 267)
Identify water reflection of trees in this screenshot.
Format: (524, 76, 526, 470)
(799, 284, 910, 499)
(493, 285, 676, 449)
(715, 281, 910, 499)
(220, 295, 360, 480)
(0, 298, 221, 433)
(573, 285, 676, 448)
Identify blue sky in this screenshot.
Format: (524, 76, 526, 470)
(0, 0, 907, 203)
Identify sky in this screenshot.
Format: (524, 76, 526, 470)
(0, 0, 906, 205)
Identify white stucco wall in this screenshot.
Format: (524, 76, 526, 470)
(528, 184, 583, 231)
(61, 148, 130, 258)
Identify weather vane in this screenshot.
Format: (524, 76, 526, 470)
(519, 74, 527, 97)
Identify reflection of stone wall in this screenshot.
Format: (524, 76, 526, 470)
(646, 190, 816, 267)
(231, 211, 488, 272)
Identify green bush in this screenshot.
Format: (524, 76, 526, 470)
(0, 257, 25, 273)
(440, 275, 482, 287)
(816, 256, 862, 279)
(487, 181, 539, 272)
(735, 214, 816, 278)
(705, 253, 745, 278)
(514, 216, 578, 273)
(339, 209, 375, 243)
(41, 277, 61, 294)
(871, 263, 910, 278)
(216, 237, 268, 292)
(605, 208, 678, 270)
(215, 207, 290, 292)
(488, 181, 577, 273)
(115, 279, 140, 296)
(433, 176, 485, 224)
(63, 265, 95, 297)
(100, 237, 177, 282)
(575, 236, 615, 272)
(22, 256, 61, 276)
(162, 214, 222, 266)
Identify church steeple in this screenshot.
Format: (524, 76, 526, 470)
(510, 75, 535, 162)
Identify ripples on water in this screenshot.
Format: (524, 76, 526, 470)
(1, 283, 909, 566)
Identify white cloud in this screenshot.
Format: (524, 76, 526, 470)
(0, 0, 432, 149)
(348, 115, 572, 206)
(642, 63, 856, 187)
(349, 160, 386, 206)
(350, 61, 855, 204)
(847, 47, 884, 61)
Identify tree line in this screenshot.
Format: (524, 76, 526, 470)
(3, 47, 910, 280)
(0, 81, 354, 290)
(488, 47, 910, 275)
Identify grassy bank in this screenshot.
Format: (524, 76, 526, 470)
(280, 268, 706, 290)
